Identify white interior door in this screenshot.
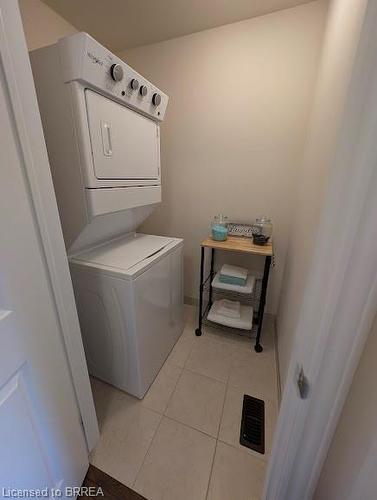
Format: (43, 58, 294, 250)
(85, 89, 160, 180)
(264, 1, 377, 498)
(0, 1, 88, 494)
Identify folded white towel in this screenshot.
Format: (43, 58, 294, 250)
(220, 264, 248, 280)
(208, 301, 253, 330)
(217, 299, 241, 319)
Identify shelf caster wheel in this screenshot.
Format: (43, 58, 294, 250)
(195, 328, 202, 336)
(254, 343, 263, 353)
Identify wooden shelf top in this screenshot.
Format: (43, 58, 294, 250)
(201, 235, 273, 256)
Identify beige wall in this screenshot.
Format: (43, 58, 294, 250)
(19, 0, 77, 50)
(315, 312, 377, 499)
(119, 1, 327, 313)
(276, 0, 368, 385)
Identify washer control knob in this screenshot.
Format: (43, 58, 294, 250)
(152, 93, 162, 106)
(110, 64, 123, 82)
(139, 85, 148, 97)
(130, 78, 139, 90)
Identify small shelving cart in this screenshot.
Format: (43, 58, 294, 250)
(195, 235, 273, 352)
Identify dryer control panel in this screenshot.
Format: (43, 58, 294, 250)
(58, 32, 168, 122)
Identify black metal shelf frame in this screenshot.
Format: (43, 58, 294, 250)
(195, 246, 272, 353)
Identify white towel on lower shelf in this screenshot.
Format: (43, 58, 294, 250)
(207, 300, 253, 330)
(217, 299, 241, 319)
(220, 264, 248, 280)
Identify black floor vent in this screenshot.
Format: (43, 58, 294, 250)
(240, 394, 265, 454)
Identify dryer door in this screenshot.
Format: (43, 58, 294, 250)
(85, 89, 160, 180)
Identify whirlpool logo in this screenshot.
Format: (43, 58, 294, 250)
(87, 51, 103, 66)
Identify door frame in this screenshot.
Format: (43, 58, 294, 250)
(264, 0, 377, 498)
(7, 0, 377, 492)
(1, 0, 98, 451)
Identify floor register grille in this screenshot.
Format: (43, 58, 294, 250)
(240, 394, 265, 454)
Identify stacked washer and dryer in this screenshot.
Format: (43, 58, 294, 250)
(31, 33, 184, 398)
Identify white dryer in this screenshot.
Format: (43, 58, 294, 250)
(30, 32, 168, 251)
(70, 234, 183, 398)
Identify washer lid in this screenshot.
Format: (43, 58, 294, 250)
(72, 233, 174, 271)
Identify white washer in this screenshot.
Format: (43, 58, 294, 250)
(70, 234, 183, 398)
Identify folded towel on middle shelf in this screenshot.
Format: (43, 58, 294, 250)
(220, 264, 248, 280)
(212, 272, 255, 294)
(217, 299, 241, 319)
(219, 264, 248, 286)
(219, 274, 247, 286)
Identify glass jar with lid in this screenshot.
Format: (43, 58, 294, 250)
(211, 214, 228, 241)
(253, 216, 273, 244)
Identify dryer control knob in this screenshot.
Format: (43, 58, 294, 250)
(110, 64, 123, 82)
(139, 85, 148, 97)
(152, 93, 162, 106)
(130, 78, 139, 90)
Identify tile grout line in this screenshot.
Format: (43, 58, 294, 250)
(170, 323, 235, 441)
(204, 342, 233, 499)
(135, 410, 220, 497)
(208, 332, 228, 500)
(131, 348, 186, 489)
(162, 414, 218, 441)
(214, 364, 230, 440)
(217, 437, 269, 463)
(162, 381, 224, 440)
(161, 369, 228, 441)
(183, 365, 228, 385)
(182, 329, 197, 369)
(205, 439, 219, 500)
(132, 326, 195, 489)
(131, 410, 164, 490)
(163, 360, 186, 416)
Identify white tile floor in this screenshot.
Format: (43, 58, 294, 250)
(90, 305, 279, 500)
